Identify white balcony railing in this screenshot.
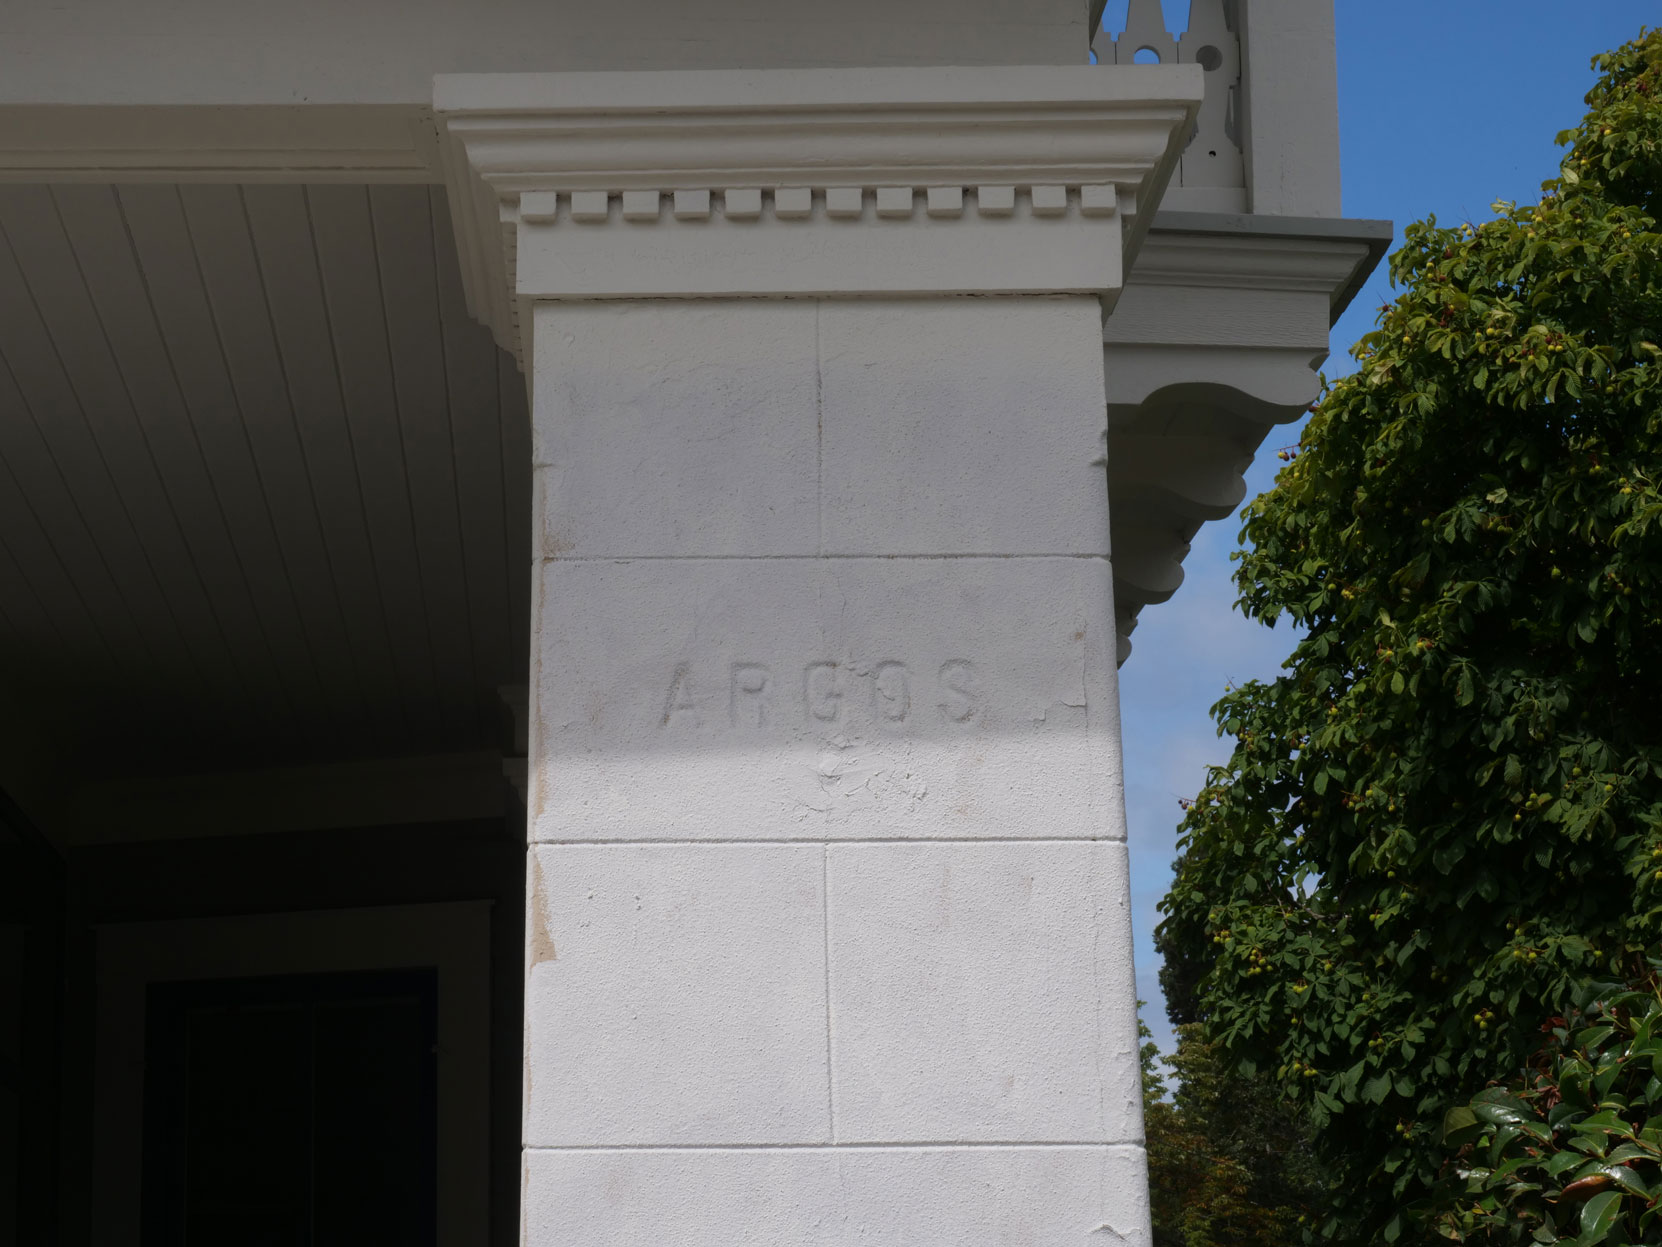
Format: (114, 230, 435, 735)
(1093, 0, 1244, 204)
(1095, 0, 1347, 219)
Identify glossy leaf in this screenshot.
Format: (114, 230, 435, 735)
(1576, 1190, 1621, 1246)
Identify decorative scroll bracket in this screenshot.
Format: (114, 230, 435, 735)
(1105, 211, 1392, 661)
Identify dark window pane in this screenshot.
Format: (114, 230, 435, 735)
(182, 1001, 312, 1246)
(143, 970, 437, 1247)
(313, 997, 435, 1247)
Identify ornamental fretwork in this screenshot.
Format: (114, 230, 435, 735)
(1093, 0, 1244, 193)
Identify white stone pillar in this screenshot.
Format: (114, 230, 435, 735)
(1239, 0, 1343, 217)
(437, 66, 1201, 1247)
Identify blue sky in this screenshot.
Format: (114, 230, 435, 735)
(1116, 1, 1661, 1056)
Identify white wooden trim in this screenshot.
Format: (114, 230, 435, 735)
(0, 105, 441, 184)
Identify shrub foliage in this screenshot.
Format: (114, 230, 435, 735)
(1433, 977, 1662, 1246)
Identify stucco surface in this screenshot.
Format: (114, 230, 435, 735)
(521, 841, 1143, 1149)
(829, 841, 1141, 1145)
(521, 1145, 1152, 1245)
(532, 556, 1121, 841)
(523, 843, 829, 1145)
(533, 299, 1110, 559)
(534, 301, 822, 559)
(816, 301, 1111, 555)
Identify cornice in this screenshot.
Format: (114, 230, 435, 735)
(434, 66, 1203, 359)
(1127, 229, 1373, 300)
(1134, 211, 1394, 318)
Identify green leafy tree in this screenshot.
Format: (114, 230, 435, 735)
(1156, 28, 1662, 1244)
(1142, 1011, 1326, 1247)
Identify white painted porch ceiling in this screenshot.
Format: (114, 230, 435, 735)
(0, 183, 531, 770)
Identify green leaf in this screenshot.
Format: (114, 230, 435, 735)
(1443, 1105, 1480, 1144)
(1547, 1150, 1587, 1176)
(1473, 1089, 1533, 1125)
(1604, 1164, 1653, 1198)
(1606, 1143, 1657, 1164)
(1576, 1190, 1621, 1245)
(1575, 1110, 1627, 1132)
(1456, 667, 1476, 705)
(1578, 1025, 1618, 1050)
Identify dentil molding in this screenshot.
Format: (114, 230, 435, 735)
(434, 66, 1203, 359)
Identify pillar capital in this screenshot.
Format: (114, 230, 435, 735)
(435, 65, 1201, 359)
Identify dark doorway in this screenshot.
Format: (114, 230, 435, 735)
(141, 968, 439, 1247)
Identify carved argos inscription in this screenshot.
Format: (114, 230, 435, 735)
(729, 662, 773, 728)
(659, 660, 983, 730)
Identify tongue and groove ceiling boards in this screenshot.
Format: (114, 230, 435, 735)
(0, 183, 531, 779)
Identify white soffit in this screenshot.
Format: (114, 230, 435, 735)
(435, 65, 1203, 357)
(0, 183, 531, 797)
